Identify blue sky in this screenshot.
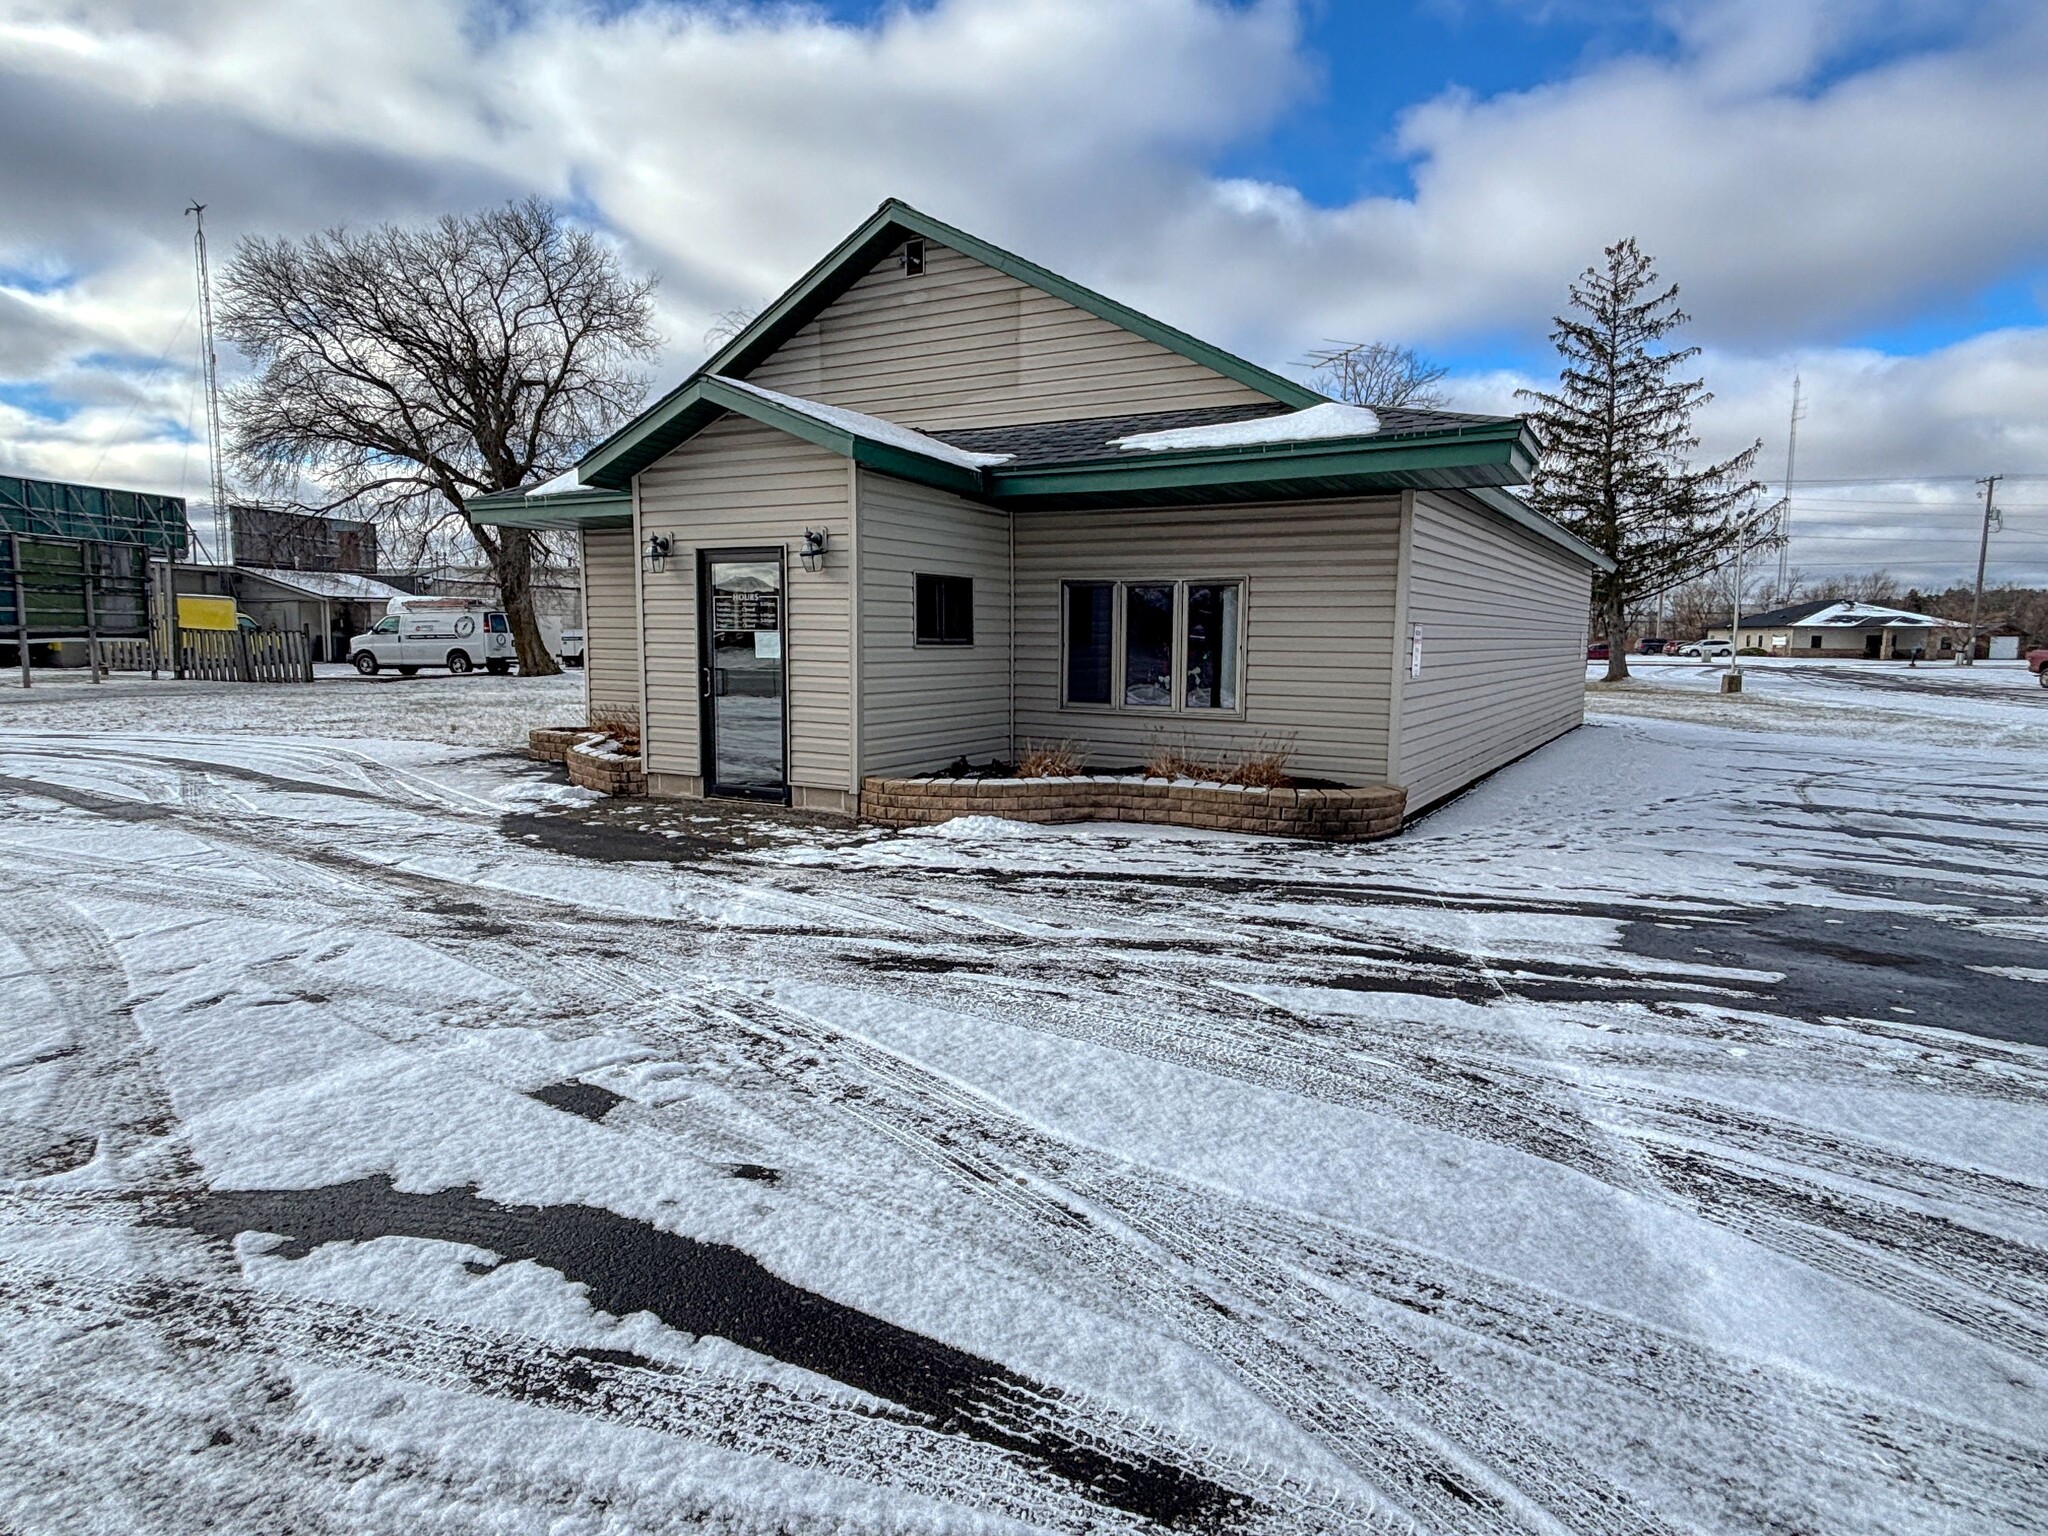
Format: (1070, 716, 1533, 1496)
(3, 0, 2048, 582)
(759, 0, 2045, 376)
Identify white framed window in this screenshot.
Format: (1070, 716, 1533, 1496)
(1059, 579, 1244, 714)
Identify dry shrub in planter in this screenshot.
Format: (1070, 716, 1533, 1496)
(1016, 739, 1086, 777)
(1145, 732, 1297, 788)
(1143, 739, 1205, 781)
(1223, 744, 1294, 788)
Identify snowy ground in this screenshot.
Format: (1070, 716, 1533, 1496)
(2, 665, 2045, 1534)
(0, 662, 587, 748)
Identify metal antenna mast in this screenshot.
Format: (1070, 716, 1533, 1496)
(1775, 373, 1803, 600)
(186, 202, 231, 564)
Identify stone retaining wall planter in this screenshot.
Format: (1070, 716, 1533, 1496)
(528, 726, 592, 764)
(565, 735, 646, 797)
(861, 775, 1406, 841)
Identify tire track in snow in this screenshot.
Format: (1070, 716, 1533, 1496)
(0, 1253, 1212, 1531)
(780, 923, 2048, 1369)
(0, 895, 192, 1184)
(690, 988, 1689, 1536)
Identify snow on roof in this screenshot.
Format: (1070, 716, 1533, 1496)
(1109, 401, 1382, 453)
(523, 467, 585, 499)
(1794, 601, 1957, 629)
(241, 567, 411, 602)
(710, 375, 1012, 469)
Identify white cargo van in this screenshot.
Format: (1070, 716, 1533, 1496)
(348, 597, 516, 676)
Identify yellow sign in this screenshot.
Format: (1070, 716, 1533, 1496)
(176, 595, 239, 631)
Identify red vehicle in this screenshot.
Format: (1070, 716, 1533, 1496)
(2028, 647, 2048, 686)
(1587, 642, 1610, 661)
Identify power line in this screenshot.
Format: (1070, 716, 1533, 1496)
(1778, 472, 2048, 485)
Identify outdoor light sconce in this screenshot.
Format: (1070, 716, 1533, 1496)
(642, 534, 672, 574)
(799, 527, 829, 573)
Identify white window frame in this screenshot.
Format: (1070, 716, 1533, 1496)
(1057, 577, 1246, 718)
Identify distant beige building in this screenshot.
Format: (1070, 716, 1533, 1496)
(471, 201, 1609, 818)
(1710, 600, 1965, 660)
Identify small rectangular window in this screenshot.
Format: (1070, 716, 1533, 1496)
(1184, 583, 1240, 709)
(903, 238, 926, 277)
(914, 573, 973, 645)
(1123, 584, 1175, 708)
(1063, 581, 1114, 704)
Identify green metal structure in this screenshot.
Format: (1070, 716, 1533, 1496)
(1, 476, 190, 671)
(1, 474, 189, 555)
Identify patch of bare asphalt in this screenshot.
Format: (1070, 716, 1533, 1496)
(155, 1176, 1254, 1532)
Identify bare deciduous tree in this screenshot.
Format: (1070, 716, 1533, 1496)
(703, 306, 759, 349)
(220, 198, 660, 675)
(1517, 238, 1768, 682)
(1304, 340, 1449, 409)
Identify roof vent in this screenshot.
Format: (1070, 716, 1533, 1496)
(902, 238, 926, 277)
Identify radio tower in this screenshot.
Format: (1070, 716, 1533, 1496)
(1775, 373, 1804, 601)
(187, 202, 232, 564)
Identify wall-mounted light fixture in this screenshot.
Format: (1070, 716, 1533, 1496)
(642, 534, 672, 574)
(799, 527, 829, 574)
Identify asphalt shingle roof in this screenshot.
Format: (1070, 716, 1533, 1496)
(928, 403, 1519, 469)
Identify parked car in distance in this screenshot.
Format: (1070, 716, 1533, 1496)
(1587, 642, 1610, 660)
(1637, 637, 1670, 654)
(2028, 646, 2048, 685)
(349, 598, 516, 676)
(1675, 639, 1734, 659)
(558, 627, 585, 668)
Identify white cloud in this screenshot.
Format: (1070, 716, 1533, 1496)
(2, 0, 2046, 585)
(1450, 328, 2048, 585)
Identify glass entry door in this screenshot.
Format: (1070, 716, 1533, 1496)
(699, 551, 787, 800)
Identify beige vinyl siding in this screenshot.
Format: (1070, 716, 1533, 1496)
(1397, 489, 1592, 813)
(579, 525, 640, 716)
(746, 240, 1278, 428)
(635, 415, 853, 792)
(1013, 499, 1402, 785)
(856, 469, 1012, 777)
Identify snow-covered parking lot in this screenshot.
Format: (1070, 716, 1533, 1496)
(2, 661, 2045, 1535)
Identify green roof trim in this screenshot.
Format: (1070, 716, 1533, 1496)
(473, 410, 1604, 571)
(466, 485, 632, 531)
(575, 198, 1323, 489)
(1465, 486, 1615, 572)
(986, 419, 1535, 501)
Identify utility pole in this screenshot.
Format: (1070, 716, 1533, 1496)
(1728, 537, 1744, 685)
(1964, 474, 2002, 666)
(187, 202, 233, 567)
(1776, 373, 1803, 601)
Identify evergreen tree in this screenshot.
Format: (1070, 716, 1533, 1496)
(1517, 238, 1767, 682)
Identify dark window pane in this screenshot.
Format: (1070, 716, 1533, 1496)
(915, 573, 973, 644)
(1184, 583, 1239, 709)
(1123, 584, 1174, 708)
(1063, 581, 1113, 704)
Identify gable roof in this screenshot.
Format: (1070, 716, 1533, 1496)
(1733, 599, 1960, 630)
(1731, 599, 1837, 628)
(474, 379, 1606, 565)
(574, 199, 1323, 490)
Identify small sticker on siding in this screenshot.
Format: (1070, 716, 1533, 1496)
(1409, 624, 1423, 679)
